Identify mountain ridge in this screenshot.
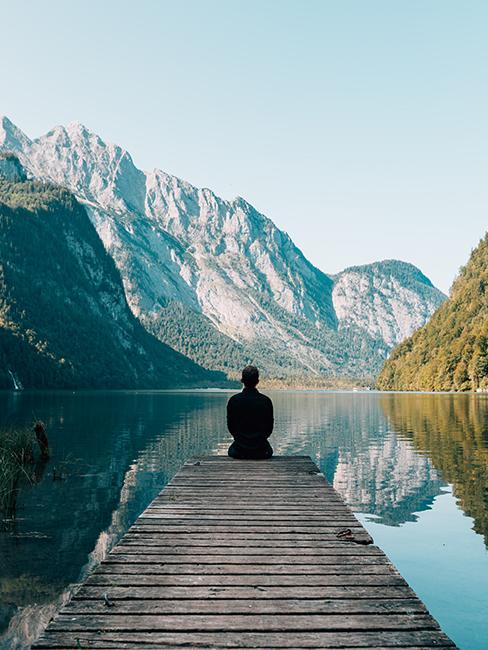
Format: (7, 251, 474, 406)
(0, 116, 447, 382)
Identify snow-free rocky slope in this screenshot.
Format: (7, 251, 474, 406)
(0, 116, 446, 381)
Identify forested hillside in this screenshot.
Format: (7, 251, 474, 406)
(377, 234, 488, 391)
(0, 175, 225, 389)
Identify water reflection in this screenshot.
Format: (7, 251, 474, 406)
(380, 393, 488, 544)
(272, 392, 445, 525)
(0, 390, 487, 650)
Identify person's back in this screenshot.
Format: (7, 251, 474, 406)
(227, 365, 274, 459)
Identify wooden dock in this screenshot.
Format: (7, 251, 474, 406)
(33, 455, 457, 649)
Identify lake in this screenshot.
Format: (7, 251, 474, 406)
(0, 390, 487, 649)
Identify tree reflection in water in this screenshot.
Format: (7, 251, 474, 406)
(381, 393, 488, 545)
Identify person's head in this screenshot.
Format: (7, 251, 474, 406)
(241, 365, 259, 388)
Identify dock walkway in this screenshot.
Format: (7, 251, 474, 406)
(33, 455, 457, 649)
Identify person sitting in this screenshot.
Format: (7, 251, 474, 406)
(227, 365, 274, 460)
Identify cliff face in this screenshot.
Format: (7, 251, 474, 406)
(1, 117, 446, 381)
(0, 152, 27, 182)
(0, 173, 224, 389)
(332, 261, 443, 348)
(377, 234, 488, 392)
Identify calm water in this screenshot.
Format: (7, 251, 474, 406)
(0, 390, 487, 649)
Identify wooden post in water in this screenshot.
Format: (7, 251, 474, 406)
(33, 455, 458, 649)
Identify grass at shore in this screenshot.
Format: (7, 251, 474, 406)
(0, 427, 35, 516)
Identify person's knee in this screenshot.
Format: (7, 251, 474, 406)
(228, 442, 240, 459)
(264, 441, 273, 458)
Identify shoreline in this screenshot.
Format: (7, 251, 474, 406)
(1, 387, 487, 395)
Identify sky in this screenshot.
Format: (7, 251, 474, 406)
(1, 0, 487, 293)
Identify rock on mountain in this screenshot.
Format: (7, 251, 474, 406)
(0, 116, 447, 381)
(0, 163, 224, 389)
(377, 233, 488, 391)
(0, 151, 27, 182)
(332, 261, 444, 347)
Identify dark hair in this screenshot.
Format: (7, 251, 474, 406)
(241, 365, 259, 387)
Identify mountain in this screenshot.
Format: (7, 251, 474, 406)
(0, 117, 446, 382)
(332, 260, 443, 347)
(0, 163, 225, 389)
(377, 234, 488, 391)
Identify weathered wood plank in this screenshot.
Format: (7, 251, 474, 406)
(165, 485, 335, 491)
(73, 585, 418, 600)
(131, 521, 367, 529)
(169, 470, 327, 476)
(189, 454, 313, 458)
(145, 507, 352, 515)
(143, 507, 356, 515)
(95, 563, 396, 575)
(49, 613, 439, 632)
(150, 500, 351, 507)
(135, 510, 362, 529)
(147, 500, 344, 508)
(187, 476, 327, 480)
(114, 544, 383, 555)
(65, 598, 427, 615)
(147, 505, 350, 511)
(152, 498, 351, 505)
(85, 574, 408, 586)
(33, 642, 456, 650)
(33, 630, 455, 648)
(150, 503, 350, 509)
(103, 553, 389, 565)
(121, 532, 374, 543)
(129, 526, 372, 538)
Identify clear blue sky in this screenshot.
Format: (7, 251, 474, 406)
(2, 0, 487, 293)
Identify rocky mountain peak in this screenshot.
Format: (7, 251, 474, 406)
(338, 259, 436, 288)
(66, 120, 93, 136)
(0, 115, 31, 150)
(332, 260, 445, 348)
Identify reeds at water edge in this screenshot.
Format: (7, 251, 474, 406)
(0, 427, 36, 518)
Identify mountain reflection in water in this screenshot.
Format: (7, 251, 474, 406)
(0, 390, 487, 650)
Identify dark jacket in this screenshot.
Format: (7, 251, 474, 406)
(226, 387, 274, 452)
